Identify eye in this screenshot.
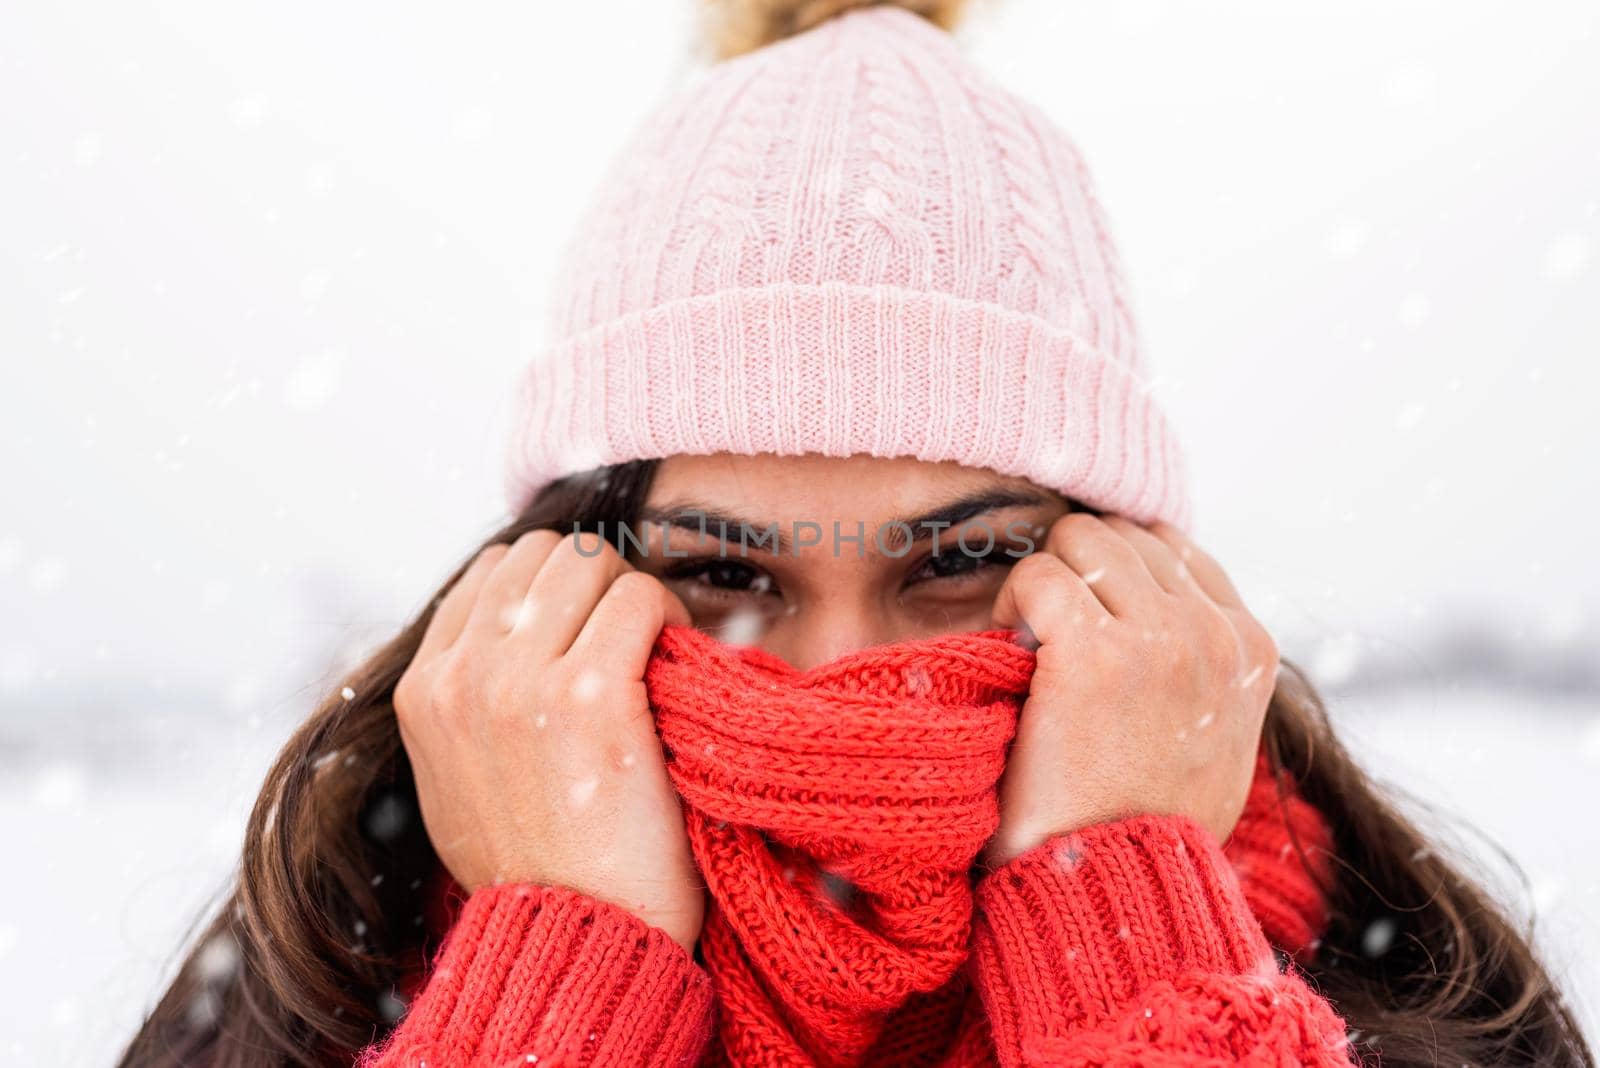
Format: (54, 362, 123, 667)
(905, 541, 1015, 587)
(662, 557, 778, 601)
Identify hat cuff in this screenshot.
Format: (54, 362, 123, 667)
(503, 279, 1193, 533)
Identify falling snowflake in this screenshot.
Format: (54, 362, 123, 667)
(299, 266, 332, 299)
(364, 791, 411, 842)
(571, 670, 605, 704)
(282, 348, 345, 411)
(1310, 631, 1362, 688)
(902, 664, 932, 695)
(1361, 916, 1398, 958)
(186, 987, 223, 1029)
(453, 106, 493, 142)
(1395, 400, 1426, 431)
(1397, 294, 1432, 329)
(33, 762, 87, 810)
(1581, 717, 1600, 766)
(819, 869, 856, 909)
(196, 932, 240, 983)
(230, 92, 269, 126)
(377, 989, 407, 1023)
(716, 605, 766, 648)
(1324, 220, 1368, 259)
(568, 776, 599, 808)
(1050, 838, 1084, 871)
(1542, 233, 1592, 282)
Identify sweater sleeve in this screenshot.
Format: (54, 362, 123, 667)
(969, 813, 1356, 1067)
(353, 882, 716, 1067)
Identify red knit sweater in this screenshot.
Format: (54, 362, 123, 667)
(355, 628, 1355, 1067)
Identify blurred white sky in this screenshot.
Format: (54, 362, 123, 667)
(3, 0, 1598, 703)
(1, 0, 1598, 1060)
(3, 1, 1598, 710)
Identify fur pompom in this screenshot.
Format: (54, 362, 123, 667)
(699, 0, 974, 62)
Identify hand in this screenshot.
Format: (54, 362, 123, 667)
(982, 513, 1279, 867)
(394, 530, 705, 951)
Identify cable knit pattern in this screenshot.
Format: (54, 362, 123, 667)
(502, 6, 1194, 533)
(357, 625, 1354, 1066)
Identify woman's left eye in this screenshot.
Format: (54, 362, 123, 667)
(907, 544, 1013, 586)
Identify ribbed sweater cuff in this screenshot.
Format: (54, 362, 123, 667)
(972, 813, 1280, 1052)
(357, 883, 716, 1067)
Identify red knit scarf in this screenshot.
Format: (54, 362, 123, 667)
(642, 623, 1335, 1068)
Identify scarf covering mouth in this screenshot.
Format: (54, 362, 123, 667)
(644, 623, 1334, 1067)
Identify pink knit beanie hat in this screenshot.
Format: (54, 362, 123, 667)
(502, 2, 1194, 532)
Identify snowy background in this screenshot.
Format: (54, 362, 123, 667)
(2, 0, 1597, 1060)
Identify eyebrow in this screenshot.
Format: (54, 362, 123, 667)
(635, 488, 1054, 556)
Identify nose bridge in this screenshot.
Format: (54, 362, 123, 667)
(768, 580, 894, 672)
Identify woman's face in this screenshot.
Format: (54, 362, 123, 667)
(629, 453, 1072, 671)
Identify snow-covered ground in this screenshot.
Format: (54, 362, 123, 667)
(1, 675, 1596, 1062)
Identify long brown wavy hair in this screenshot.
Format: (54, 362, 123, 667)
(113, 458, 1593, 1067)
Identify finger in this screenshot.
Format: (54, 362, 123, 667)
(569, 570, 691, 681)
(518, 531, 633, 657)
(1042, 512, 1164, 619)
(422, 544, 511, 659)
(990, 550, 1107, 650)
(1099, 515, 1200, 598)
(461, 529, 565, 642)
(1144, 520, 1245, 611)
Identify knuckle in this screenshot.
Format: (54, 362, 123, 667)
(605, 569, 661, 608)
(433, 654, 484, 716)
(396, 658, 446, 719)
(392, 674, 418, 723)
(557, 528, 617, 562)
(1246, 617, 1278, 657)
(1011, 548, 1065, 582)
(1147, 519, 1185, 548)
(531, 530, 618, 584)
(1046, 510, 1101, 544)
(395, 660, 424, 700)
(1244, 621, 1280, 674)
(1045, 513, 1119, 562)
(514, 528, 563, 555)
(472, 541, 514, 568)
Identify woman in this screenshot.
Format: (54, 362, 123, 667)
(118, 2, 1592, 1065)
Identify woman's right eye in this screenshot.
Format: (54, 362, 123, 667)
(663, 557, 778, 600)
